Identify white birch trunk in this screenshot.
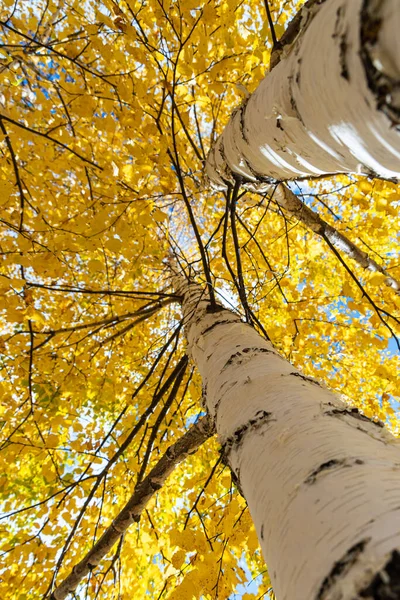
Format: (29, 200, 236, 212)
(175, 275, 400, 600)
(206, 0, 400, 188)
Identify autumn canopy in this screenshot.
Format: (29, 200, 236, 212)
(0, 0, 399, 599)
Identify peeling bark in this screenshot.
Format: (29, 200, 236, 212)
(206, 0, 400, 187)
(174, 273, 400, 600)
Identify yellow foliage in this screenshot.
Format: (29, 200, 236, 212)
(0, 0, 398, 599)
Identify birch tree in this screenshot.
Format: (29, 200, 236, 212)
(206, 0, 400, 186)
(173, 271, 400, 600)
(0, 0, 399, 599)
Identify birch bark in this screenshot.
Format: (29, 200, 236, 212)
(175, 275, 400, 600)
(206, 0, 400, 188)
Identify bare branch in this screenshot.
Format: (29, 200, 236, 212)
(274, 185, 400, 293)
(50, 415, 214, 600)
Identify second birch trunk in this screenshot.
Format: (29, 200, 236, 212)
(175, 275, 400, 600)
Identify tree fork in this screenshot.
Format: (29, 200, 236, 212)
(174, 272, 400, 600)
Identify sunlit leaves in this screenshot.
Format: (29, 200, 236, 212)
(0, 0, 399, 598)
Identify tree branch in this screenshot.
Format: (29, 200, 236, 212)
(274, 185, 400, 293)
(50, 415, 214, 600)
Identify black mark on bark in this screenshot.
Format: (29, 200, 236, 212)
(222, 347, 275, 371)
(317, 539, 369, 599)
(242, 346, 274, 355)
(295, 58, 302, 86)
(287, 371, 321, 386)
(149, 480, 163, 491)
(206, 304, 226, 314)
(288, 74, 304, 125)
(230, 467, 244, 496)
(325, 406, 384, 428)
(360, 1, 400, 128)
(221, 410, 273, 461)
(305, 457, 364, 485)
(306, 458, 344, 484)
(260, 524, 264, 540)
(332, 6, 349, 81)
(222, 351, 242, 370)
(333, 5, 344, 37)
(201, 317, 235, 337)
(206, 303, 225, 314)
(360, 549, 400, 599)
(130, 512, 141, 523)
(290, 91, 300, 120)
(219, 380, 237, 397)
(230, 410, 272, 447)
(270, 0, 329, 69)
(239, 103, 250, 145)
(339, 32, 349, 81)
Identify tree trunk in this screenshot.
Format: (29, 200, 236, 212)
(174, 274, 400, 600)
(206, 0, 400, 188)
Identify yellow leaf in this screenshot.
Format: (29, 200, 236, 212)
(122, 164, 135, 182)
(138, 211, 153, 226)
(171, 549, 186, 569)
(341, 281, 354, 298)
(374, 365, 391, 380)
(359, 180, 372, 194)
(369, 272, 385, 286)
(105, 237, 123, 252)
(46, 434, 59, 447)
(152, 209, 168, 222)
(87, 259, 103, 272)
(5, 308, 25, 323)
